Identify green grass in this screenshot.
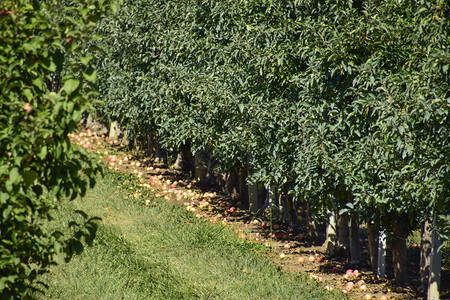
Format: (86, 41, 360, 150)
(36, 171, 344, 300)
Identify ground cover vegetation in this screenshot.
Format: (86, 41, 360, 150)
(35, 162, 344, 299)
(92, 0, 449, 298)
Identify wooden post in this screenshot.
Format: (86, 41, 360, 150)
(377, 230, 387, 279)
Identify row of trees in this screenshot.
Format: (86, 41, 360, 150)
(92, 0, 449, 297)
(0, 0, 110, 297)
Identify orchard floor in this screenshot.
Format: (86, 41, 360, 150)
(68, 129, 449, 300)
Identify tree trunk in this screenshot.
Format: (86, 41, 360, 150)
(367, 222, 379, 270)
(205, 156, 217, 184)
(173, 141, 194, 176)
(378, 230, 387, 279)
(349, 216, 361, 264)
(279, 192, 289, 222)
(194, 152, 206, 182)
(262, 185, 274, 210)
(420, 220, 432, 290)
(338, 212, 350, 249)
(427, 213, 442, 300)
(239, 167, 249, 209)
(154, 141, 167, 165)
(147, 130, 157, 160)
(322, 209, 338, 256)
(226, 170, 239, 197)
(286, 193, 299, 228)
(248, 182, 259, 215)
(391, 219, 410, 286)
(306, 202, 318, 241)
(109, 121, 121, 141)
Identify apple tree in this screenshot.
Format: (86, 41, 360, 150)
(0, 0, 108, 297)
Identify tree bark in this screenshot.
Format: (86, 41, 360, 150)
(205, 156, 217, 184)
(109, 121, 121, 140)
(392, 218, 410, 286)
(286, 193, 299, 228)
(427, 213, 442, 300)
(154, 141, 167, 165)
(194, 152, 206, 182)
(338, 212, 350, 249)
(248, 182, 259, 215)
(147, 130, 157, 160)
(349, 216, 361, 264)
(322, 209, 338, 256)
(420, 220, 432, 290)
(367, 222, 379, 270)
(173, 141, 194, 176)
(378, 230, 387, 279)
(226, 170, 239, 197)
(305, 202, 318, 241)
(239, 167, 249, 209)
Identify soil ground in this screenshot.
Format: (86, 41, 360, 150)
(73, 128, 449, 300)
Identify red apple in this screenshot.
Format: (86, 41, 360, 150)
(298, 257, 305, 264)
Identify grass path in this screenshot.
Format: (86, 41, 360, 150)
(37, 170, 343, 299)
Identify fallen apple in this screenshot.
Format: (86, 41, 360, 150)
(308, 256, 315, 263)
(298, 257, 305, 264)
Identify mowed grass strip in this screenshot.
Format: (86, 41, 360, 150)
(37, 171, 344, 300)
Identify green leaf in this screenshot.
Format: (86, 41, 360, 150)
(82, 68, 97, 83)
(9, 167, 20, 185)
(22, 89, 34, 101)
(40, 56, 57, 72)
(80, 55, 93, 66)
(37, 145, 48, 159)
(23, 170, 38, 186)
(238, 103, 245, 114)
(63, 79, 80, 95)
